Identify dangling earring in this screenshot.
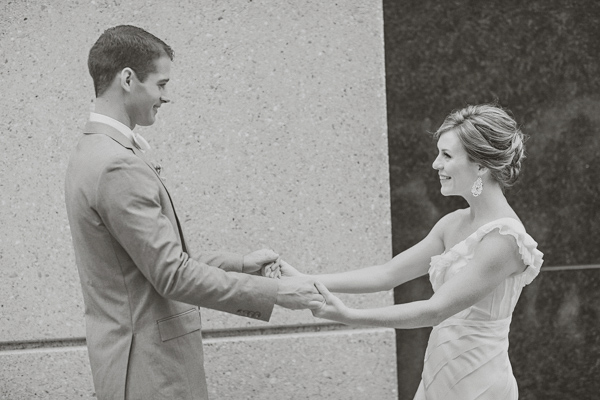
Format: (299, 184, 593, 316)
(471, 177, 483, 197)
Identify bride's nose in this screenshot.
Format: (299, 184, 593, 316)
(432, 155, 442, 170)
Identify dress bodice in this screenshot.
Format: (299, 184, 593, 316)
(428, 218, 544, 322)
(416, 218, 543, 399)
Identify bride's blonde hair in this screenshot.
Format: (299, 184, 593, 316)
(434, 104, 527, 188)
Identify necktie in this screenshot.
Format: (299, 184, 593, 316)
(130, 131, 161, 175)
(132, 132, 151, 152)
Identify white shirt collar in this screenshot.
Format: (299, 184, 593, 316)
(89, 112, 138, 144)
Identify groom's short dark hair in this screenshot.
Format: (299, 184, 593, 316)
(88, 25, 174, 97)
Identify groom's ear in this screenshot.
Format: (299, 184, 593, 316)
(120, 68, 135, 92)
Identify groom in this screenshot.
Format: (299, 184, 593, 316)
(65, 25, 323, 400)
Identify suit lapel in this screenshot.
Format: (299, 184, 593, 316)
(84, 121, 189, 252)
(84, 121, 161, 176)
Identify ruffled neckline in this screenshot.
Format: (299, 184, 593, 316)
(430, 217, 544, 286)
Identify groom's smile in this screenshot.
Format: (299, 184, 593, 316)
(128, 55, 171, 128)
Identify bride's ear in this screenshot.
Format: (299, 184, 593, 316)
(477, 165, 489, 177)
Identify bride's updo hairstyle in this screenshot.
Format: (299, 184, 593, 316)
(433, 104, 527, 189)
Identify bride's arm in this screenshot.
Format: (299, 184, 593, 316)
(281, 218, 447, 294)
(313, 231, 525, 329)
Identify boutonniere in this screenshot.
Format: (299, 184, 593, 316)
(153, 162, 165, 179)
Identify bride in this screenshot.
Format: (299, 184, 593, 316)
(280, 104, 543, 399)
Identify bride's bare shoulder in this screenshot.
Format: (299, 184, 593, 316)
(431, 208, 469, 236)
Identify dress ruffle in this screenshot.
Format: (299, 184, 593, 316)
(429, 218, 544, 286)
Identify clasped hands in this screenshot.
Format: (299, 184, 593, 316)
(243, 249, 345, 319)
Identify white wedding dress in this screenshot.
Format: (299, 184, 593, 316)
(414, 218, 543, 400)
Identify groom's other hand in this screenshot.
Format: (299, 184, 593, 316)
(276, 277, 324, 310)
(243, 249, 279, 274)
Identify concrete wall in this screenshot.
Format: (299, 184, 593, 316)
(0, 1, 396, 398)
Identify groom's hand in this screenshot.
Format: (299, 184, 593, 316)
(275, 276, 324, 310)
(243, 249, 279, 274)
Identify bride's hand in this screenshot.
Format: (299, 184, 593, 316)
(261, 258, 281, 279)
(311, 282, 348, 322)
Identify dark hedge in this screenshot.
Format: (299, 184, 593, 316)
(385, 1, 600, 399)
(385, 0, 600, 266)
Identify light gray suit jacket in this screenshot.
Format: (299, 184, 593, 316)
(65, 121, 278, 400)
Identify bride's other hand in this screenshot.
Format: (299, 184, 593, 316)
(280, 259, 305, 278)
(311, 282, 348, 321)
(261, 259, 281, 279)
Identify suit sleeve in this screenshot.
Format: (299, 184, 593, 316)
(94, 155, 278, 321)
(194, 251, 244, 273)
